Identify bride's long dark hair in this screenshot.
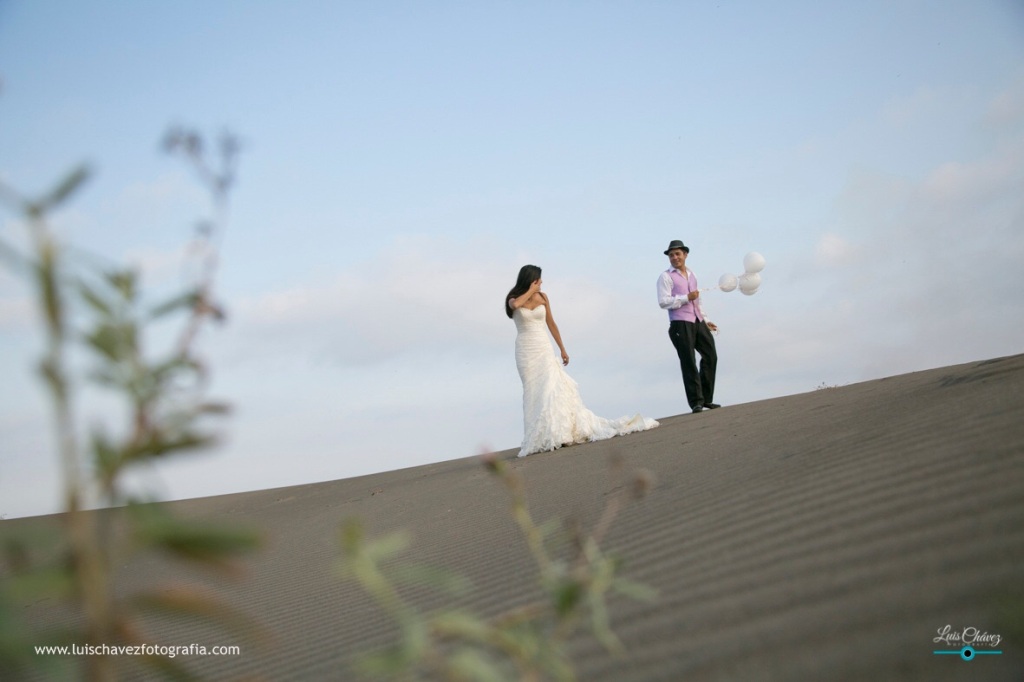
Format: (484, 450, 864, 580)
(505, 264, 542, 318)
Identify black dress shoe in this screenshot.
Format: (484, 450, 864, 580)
(691, 405, 704, 413)
(705, 403, 721, 409)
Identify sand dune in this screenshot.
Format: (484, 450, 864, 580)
(6, 354, 1024, 680)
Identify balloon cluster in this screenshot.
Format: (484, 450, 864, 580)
(717, 252, 766, 296)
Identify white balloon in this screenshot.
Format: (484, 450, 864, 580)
(718, 273, 738, 292)
(743, 251, 766, 273)
(739, 272, 761, 295)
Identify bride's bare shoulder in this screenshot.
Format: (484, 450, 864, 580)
(514, 292, 547, 311)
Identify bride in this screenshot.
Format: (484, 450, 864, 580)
(505, 265, 659, 457)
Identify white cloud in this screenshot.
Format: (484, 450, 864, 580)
(121, 244, 191, 283)
(921, 139, 1024, 207)
(880, 86, 942, 128)
(814, 232, 857, 267)
(0, 295, 34, 332)
(985, 74, 1024, 131)
(108, 171, 207, 220)
(796, 128, 1024, 379)
(228, 234, 541, 366)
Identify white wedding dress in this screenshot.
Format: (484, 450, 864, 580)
(513, 305, 659, 457)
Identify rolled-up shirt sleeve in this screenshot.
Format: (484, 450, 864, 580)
(657, 272, 684, 310)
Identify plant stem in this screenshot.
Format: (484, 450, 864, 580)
(32, 223, 115, 682)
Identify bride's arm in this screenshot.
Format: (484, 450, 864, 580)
(542, 293, 570, 366)
(509, 280, 541, 311)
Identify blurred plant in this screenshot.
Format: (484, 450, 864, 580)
(0, 128, 260, 681)
(338, 455, 657, 681)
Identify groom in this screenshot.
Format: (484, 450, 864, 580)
(657, 240, 719, 413)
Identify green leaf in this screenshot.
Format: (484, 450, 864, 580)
(612, 577, 658, 602)
(83, 322, 137, 362)
(35, 164, 92, 213)
(90, 428, 122, 482)
(537, 517, 562, 540)
(196, 401, 232, 416)
(389, 563, 472, 596)
(362, 530, 412, 564)
(554, 580, 584, 617)
(149, 355, 203, 385)
(148, 290, 200, 321)
(401, 617, 429, 660)
(123, 429, 218, 462)
(5, 565, 75, 603)
(37, 358, 65, 399)
(587, 590, 624, 656)
(104, 268, 137, 302)
(355, 646, 414, 678)
(132, 586, 265, 644)
(132, 505, 260, 566)
(447, 648, 506, 682)
(35, 241, 63, 331)
(87, 367, 122, 388)
(0, 619, 80, 681)
(431, 611, 493, 642)
(339, 519, 364, 555)
(77, 280, 114, 317)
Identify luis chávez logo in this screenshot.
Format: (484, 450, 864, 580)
(933, 625, 1003, 661)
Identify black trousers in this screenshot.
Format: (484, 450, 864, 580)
(668, 320, 717, 410)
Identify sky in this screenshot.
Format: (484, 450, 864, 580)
(1, 1, 1023, 519)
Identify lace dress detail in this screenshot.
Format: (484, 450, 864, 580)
(513, 305, 658, 457)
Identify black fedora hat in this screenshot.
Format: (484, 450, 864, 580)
(664, 239, 690, 255)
